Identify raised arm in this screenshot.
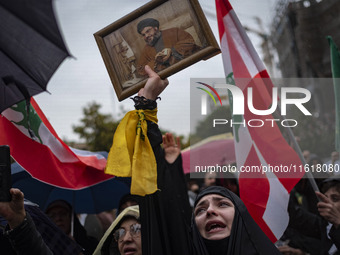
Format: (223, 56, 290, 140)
(0, 188, 53, 255)
(316, 191, 340, 227)
(132, 65, 193, 255)
(0, 188, 26, 229)
(162, 132, 181, 164)
(137, 65, 168, 100)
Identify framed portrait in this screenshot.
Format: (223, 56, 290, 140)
(94, 0, 221, 101)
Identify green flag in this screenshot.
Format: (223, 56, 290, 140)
(328, 36, 340, 151)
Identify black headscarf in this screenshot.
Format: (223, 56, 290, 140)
(192, 186, 281, 255)
(136, 118, 279, 254)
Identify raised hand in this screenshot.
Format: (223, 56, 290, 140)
(277, 245, 307, 255)
(316, 191, 340, 227)
(0, 188, 26, 229)
(163, 133, 181, 164)
(138, 65, 169, 100)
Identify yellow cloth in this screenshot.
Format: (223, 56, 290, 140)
(105, 109, 158, 196)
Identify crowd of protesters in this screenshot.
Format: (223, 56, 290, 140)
(1, 67, 340, 254)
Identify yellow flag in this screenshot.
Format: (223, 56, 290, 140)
(105, 109, 158, 196)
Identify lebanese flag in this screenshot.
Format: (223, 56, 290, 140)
(215, 0, 304, 242)
(0, 98, 112, 189)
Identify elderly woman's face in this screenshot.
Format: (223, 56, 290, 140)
(194, 194, 235, 240)
(117, 218, 142, 255)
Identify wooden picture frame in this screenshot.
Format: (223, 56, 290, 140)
(94, 0, 221, 101)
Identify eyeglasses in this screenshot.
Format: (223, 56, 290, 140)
(114, 223, 141, 242)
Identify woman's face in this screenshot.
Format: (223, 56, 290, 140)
(117, 218, 142, 255)
(194, 194, 235, 240)
(46, 206, 71, 235)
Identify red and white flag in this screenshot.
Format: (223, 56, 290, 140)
(215, 0, 304, 242)
(0, 98, 112, 189)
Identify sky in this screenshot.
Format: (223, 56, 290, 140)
(34, 0, 277, 142)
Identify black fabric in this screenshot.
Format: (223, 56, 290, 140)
(191, 186, 281, 255)
(139, 119, 281, 255)
(73, 213, 99, 255)
(131, 95, 159, 110)
(139, 120, 193, 255)
(284, 187, 324, 254)
(287, 194, 323, 239)
(0, 0, 70, 113)
(27, 204, 83, 255)
(281, 228, 322, 255)
(292, 179, 319, 215)
(0, 0, 69, 52)
(46, 200, 98, 255)
(287, 199, 340, 255)
(117, 193, 139, 214)
(100, 229, 117, 255)
(4, 213, 53, 255)
(203, 236, 229, 255)
(328, 225, 340, 254)
(0, 203, 83, 255)
(0, 232, 15, 255)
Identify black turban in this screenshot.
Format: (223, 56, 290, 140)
(137, 18, 159, 34)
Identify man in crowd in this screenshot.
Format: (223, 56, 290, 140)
(278, 177, 340, 255)
(316, 178, 340, 254)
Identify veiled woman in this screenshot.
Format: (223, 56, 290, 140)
(192, 186, 281, 255)
(103, 65, 282, 255)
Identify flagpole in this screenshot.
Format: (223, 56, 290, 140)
(327, 36, 340, 153)
(273, 108, 320, 194)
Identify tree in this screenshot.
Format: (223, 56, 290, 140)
(72, 102, 119, 151)
(191, 105, 232, 144)
(72, 102, 191, 152)
(288, 109, 335, 160)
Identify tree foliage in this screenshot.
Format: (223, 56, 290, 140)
(191, 105, 232, 145)
(72, 102, 191, 152)
(288, 108, 335, 159)
(72, 102, 119, 151)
